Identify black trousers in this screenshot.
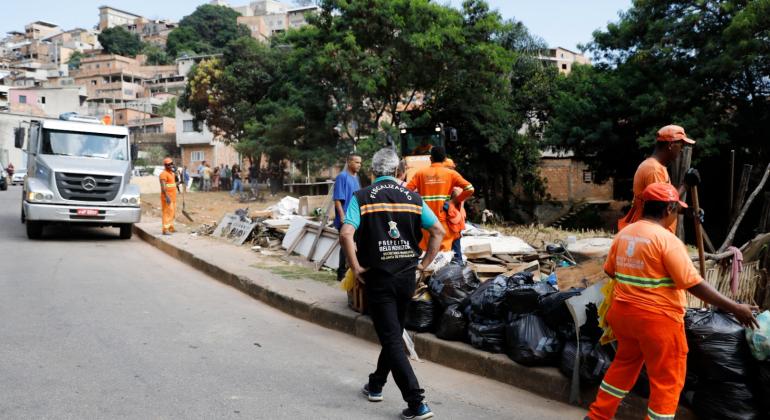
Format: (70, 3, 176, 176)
(365, 270, 424, 408)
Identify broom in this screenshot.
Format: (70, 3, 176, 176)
(181, 185, 194, 222)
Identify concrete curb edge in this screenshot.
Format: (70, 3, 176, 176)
(134, 224, 694, 419)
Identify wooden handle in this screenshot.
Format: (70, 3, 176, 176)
(691, 186, 706, 278)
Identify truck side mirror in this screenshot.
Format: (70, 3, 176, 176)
(14, 127, 25, 149)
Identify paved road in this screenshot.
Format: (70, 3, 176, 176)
(0, 185, 585, 419)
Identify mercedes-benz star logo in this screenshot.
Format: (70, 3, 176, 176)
(81, 176, 97, 191)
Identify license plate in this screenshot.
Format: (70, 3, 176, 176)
(76, 209, 99, 216)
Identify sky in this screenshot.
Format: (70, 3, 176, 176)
(2, 0, 632, 52)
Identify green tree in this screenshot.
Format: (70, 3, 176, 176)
(67, 51, 85, 69)
(166, 4, 251, 58)
(547, 0, 770, 183)
(98, 27, 145, 56)
(179, 0, 555, 217)
(142, 44, 172, 65)
(156, 97, 177, 118)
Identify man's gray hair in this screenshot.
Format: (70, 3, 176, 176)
(371, 148, 400, 177)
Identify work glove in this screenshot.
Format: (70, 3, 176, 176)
(684, 168, 701, 188)
(687, 207, 705, 224)
(165, 195, 171, 205)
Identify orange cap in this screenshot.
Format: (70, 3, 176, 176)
(642, 182, 688, 208)
(444, 158, 456, 169)
(657, 125, 695, 144)
(163, 157, 173, 165)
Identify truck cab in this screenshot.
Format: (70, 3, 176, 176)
(16, 113, 141, 239)
(399, 125, 452, 181)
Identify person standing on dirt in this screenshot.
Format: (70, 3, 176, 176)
(248, 163, 260, 199)
(222, 165, 231, 191)
(587, 182, 757, 420)
(269, 163, 281, 196)
(333, 153, 362, 281)
(202, 163, 212, 192)
(230, 164, 243, 196)
(159, 157, 177, 235)
(618, 125, 700, 233)
(339, 147, 444, 420)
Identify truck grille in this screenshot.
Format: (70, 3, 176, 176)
(55, 172, 122, 202)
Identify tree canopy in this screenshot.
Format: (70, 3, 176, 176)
(180, 0, 557, 217)
(547, 0, 770, 182)
(98, 27, 144, 56)
(166, 4, 251, 58)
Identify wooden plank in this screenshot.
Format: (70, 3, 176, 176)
(503, 260, 541, 280)
(306, 182, 336, 261)
(316, 238, 339, 270)
(494, 254, 518, 263)
(285, 225, 308, 256)
(731, 164, 752, 224)
(464, 243, 493, 260)
(468, 262, 508, 274)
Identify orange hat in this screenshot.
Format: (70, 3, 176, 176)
(642, 182, 688, 208)
(163, 158, 173, 165)
(444, 158, 456, 169)
(657, 125, 695, 144)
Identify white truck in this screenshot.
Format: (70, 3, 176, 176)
(15, 113, 142, 239)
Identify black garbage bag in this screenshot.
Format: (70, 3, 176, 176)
(436, 304, 468, 341)
(469, 275, 510, 319)
(559, 339, 612, 385)
(428, 265, 479, 309)
(691, 381, 759, 420)
(507, 282, 557, 314)
(579, 303, 603, 341)
(405, 291, 435, 332)
(685, 308, 752, 382)
(539, 288, 583, 329)
(504, 313, 562, 366)
(758, 362, 770, 417)
(468, 318, 505, 353)
(581, 342, 613, 385)
(508, 271, 535, 286)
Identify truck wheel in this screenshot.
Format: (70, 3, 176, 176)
(119, 224, 133, 240)
(26, 221, 43, 239)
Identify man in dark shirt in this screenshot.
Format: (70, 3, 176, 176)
(340, 148, 444, 420)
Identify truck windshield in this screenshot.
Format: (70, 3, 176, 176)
(41, 129, 128, 161)
(403, 132, 443, 156)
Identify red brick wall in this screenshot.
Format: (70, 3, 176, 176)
(539, 158, 613, 202)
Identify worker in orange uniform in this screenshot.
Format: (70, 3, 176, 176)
(618, 124, 699, 233)
(407, 147, 473, 261)
(159, 157, 177, 235)
(587, 182, 757, 420)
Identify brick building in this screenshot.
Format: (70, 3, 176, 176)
(539, 149, 613, 202)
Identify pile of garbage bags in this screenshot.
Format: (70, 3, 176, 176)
(406, 265, 615, 376)
(683, 309, 761, 420)
(404, 265, 770, 418)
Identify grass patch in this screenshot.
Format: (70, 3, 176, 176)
(251, 262, 338, 286)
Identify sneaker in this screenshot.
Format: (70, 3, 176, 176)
(401, 403, 434, 420)
(361, 384, 383, 402)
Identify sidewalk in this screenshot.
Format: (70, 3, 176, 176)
(134, 218, 693, 419)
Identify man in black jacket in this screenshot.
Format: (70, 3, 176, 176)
(340, 148, 444, 420)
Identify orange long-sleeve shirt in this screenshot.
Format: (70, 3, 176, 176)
(406, 163, 474, 251)
(619, 157, 676, 233)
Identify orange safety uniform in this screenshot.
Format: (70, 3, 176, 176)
(618, 158, 677, 233)
(588, 219, 702, 420)
(159, 169, 177, 233)
(406, 163, 474, 251)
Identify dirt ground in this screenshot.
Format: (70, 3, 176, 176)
(140, 190, 289, 232)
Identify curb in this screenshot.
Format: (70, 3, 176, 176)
(134, 225, 694, 419)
